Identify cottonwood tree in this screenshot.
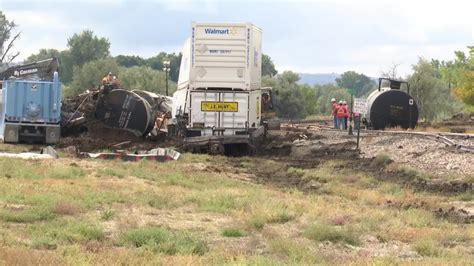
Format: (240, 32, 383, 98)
(67, 30, 110, 67)
(335, 71, 375, 97)
(262, 54, 277, 77)
(0, 11, 20, 63)
(408, 58, 460, 121)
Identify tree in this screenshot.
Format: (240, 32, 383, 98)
(67, 30, 110, 67)
(115, 55, 146, 68)
(408, 58, 460, 121)
(452, 47, 474, 106)
(454, 71, 474, 106)
(271, 71, 307, 119)
(314, 84, 351, 116)
(262, 54, 277, 77)
(67, 58, 120, 96)
(0, 11, 20, 63)
(26, 48, 74, 84)
(381, 63, 402, 80)
(120, 66, 176, 95)
(335, 71, 374, 97)
(25, 48, 61, 62)
(146, 52, 181, 82)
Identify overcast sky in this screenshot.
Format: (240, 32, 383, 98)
(1, 0, 473, 77)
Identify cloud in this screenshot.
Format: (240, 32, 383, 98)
(1, 0, 472, 76)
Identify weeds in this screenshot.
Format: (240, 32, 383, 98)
(248, 215, 266, 230)
(0, 207, 55, 223)
(52, 201, 83, 216)
(371, 153, 393, 168)
(119, 227, 208, 255)
(304, 222, 359, 246)
(97, 168, 125, 178)
(48, 166, 86, 179)
(268, 238, 324, 264)
(100, 208, 115, 221)
(221, 228, 245, 237)
(414, 238, 441, 257)
(29, 221, 104, 244)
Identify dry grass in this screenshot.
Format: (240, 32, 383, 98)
(0, 146, 472, 265)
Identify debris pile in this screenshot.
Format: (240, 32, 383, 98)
(61, 88, 172, 140)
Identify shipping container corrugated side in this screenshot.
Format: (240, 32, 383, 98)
(177, 22, 262, 91)
(0, 72, 61, 143)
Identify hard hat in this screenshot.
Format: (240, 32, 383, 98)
(331, 98, 336, 102)
(339, 100, 343, 104)
(108, 72, 112, 75)
(343, 101, 347, 104)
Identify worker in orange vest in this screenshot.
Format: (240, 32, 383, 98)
(336, 101, 346, 130)
(102, 72, 113, 85)
(112, 76, 121, 89)
(343, 101, 349, 130)
(331, 98, 338, 129)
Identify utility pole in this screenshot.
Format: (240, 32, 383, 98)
(163, 60, 170, 96)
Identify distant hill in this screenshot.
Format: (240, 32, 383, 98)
(297, 73, 340, 85)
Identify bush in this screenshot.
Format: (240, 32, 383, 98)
(371, 153, 393, 168)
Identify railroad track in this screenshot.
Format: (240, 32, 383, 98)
(280, 123, 474, 153)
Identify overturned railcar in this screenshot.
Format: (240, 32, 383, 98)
(366, 78, 418, 130)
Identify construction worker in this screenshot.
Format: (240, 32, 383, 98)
(331, 98, 338, 129)
(343, 101, 349, 130)
(112, 76, 121, 89)
(102, 72, 113, 85)
(336, 101, 345, 129)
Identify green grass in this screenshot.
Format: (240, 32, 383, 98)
(248, 215, 267, 230)
(119, 227, 208, 255)
(0, 207, 55, 223)
(268, 238, 324, 264)
(97, 168, 125, 178)
(100, 207, 115, 221)
(414, 238, 442, 257)
(31, 238, 58, 250)
(0, 158, 39, 179)
(0, 153, 472, 264)
(28, 220, 104, 246)
(221, 228, 245, 237)
(48, 166, 86, 179)
(304, 222, 360, 246)
(266, 208, 294, 224)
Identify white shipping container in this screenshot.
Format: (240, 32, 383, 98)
(177, 22, 262, 91)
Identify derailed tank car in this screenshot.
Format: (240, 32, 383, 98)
(365, 78, 418, 130)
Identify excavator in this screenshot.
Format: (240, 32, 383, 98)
(0, 57, 59, 82)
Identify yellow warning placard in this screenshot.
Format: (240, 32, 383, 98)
(201, 101, 238, 112)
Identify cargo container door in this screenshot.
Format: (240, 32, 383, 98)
(189, 91, 249, 136)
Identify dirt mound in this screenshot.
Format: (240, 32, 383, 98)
(57, 123, 173, 152)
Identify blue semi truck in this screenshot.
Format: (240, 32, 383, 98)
(0, 58, 61, 144)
